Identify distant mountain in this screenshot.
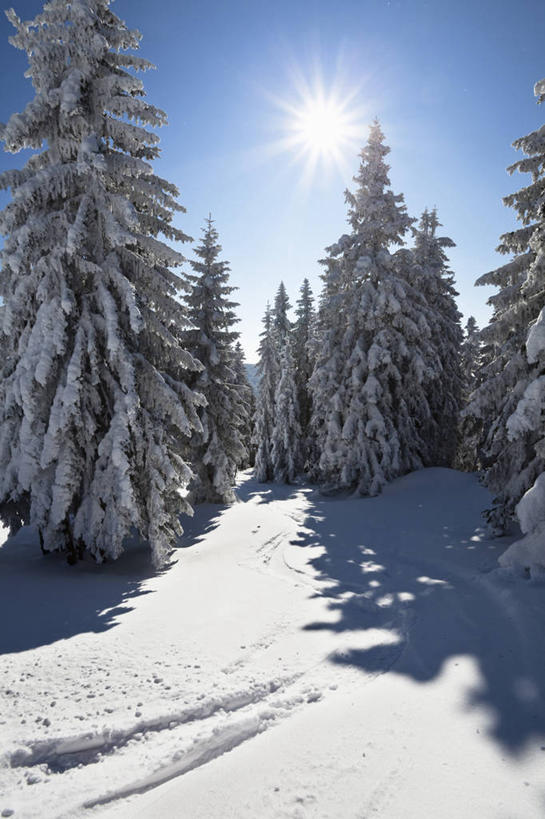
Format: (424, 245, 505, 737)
(245, 363, 259, 393)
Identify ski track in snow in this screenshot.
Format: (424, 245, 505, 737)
(1, 469, 545, 818)
(8, 673, 310, 772)
(0, 479, 336, 817)
(1, 621, 328, 817)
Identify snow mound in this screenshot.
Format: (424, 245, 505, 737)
(499, 473, 545, 573)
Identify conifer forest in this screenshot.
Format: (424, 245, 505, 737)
(0, 2, 544, 817)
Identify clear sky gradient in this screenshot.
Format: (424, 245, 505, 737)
(1, 0, 544, 359)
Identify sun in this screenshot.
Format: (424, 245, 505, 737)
(255, 60, 371, 189)
(291, 95, 354, 159)
(266, 75, 368, 187)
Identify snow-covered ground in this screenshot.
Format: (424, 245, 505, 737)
(1, 468, 545, 818)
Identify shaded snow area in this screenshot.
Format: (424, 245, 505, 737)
(1, 469, 545, 818)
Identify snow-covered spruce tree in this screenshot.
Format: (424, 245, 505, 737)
(460, 317, 482, 400)
(468, 78, 545, 539)
(483, 77, 545, 569)
(411, 208, 463, 467)
(456, 316, 484, 471)
(503, 301, 545, 570)
(271, 338, 303, 483)
(309, 121, 437, 495)
(272, 281, 292, 346)
(231, 341, 255, 468)
(468, 265, 530, 532)
(0, 0, 204, 564)
(184, 217, 247, 503)
(293, 278, 315, 460)
(253, 304, 278, 482)
(306, 252, 347, 482)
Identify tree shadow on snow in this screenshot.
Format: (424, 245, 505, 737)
(0, 487, 250, 656)
(236, 473, 308, 505)
(174, 500, 231, 550)
(0, 528, 162, 655)
(297, 468, 545, 754)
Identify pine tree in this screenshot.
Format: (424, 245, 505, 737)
(293, 278, 315, 461)
(468, 266, 530, 532)
(253, 304, 278, 482)
(481, 76, 545, 569)
(309, 121, 435, 495)
(184, 217, 247, 503)
(231, 341, 255, 468)
(456, 316, 483, 471)
(411, 208, 463, 467)
(460, 317, 482, 399)
(0, 0, 204, 565)
(271, 339, 302, 483)
(272, 282, 292, 347)
(468, 78, 545, 539)
(306, 257, 347, 483)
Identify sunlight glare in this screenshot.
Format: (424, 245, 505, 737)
(275, 77, 368, 189)
(293, 96, 353, 158)
(257, 60, 371, 191)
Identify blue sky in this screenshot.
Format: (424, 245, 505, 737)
(1, 0, 544, 359)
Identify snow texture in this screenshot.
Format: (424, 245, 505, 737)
(1, 469, 544, 818)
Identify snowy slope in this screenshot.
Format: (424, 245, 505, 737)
(1, 469, 545, 818)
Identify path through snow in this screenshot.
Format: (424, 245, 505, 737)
(1, 468, 545, 817)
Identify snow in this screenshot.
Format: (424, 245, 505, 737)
(1, 468, 545, 818)
(526, 306, 545, 364)
(499, 473, 545, 572)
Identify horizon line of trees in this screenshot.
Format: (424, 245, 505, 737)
(0, 0, 543, 574)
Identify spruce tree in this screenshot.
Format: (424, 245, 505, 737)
(231, 341, 255, 469)
(0, 0, 203, 564)
(271, 339, 302, 483)
(310, 121, 436, 495)
(479, 76, 545, 568)
(411, 208, 463, 466)
(456, 316, 483, 471)
(272, 281, 292, 347)
(293, 278, 315, 461)
(468, 265, 530, 532)
(468, 78, 545, 537)
(306, 256, 348, 483)
(460, 317, 482, 399)
(184, 217, 247, 503)
(253, 304, 278, 482)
